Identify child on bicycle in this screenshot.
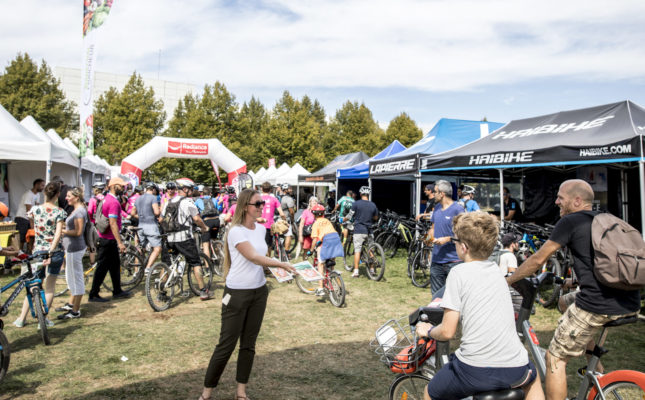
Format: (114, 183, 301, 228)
(310, 204, 344, 296)
(415, 212, 544, 400)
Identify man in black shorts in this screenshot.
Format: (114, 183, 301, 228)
(507, 179, 641, 400)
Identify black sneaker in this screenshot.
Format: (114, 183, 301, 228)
(112, 290, 133, 299)
(89, 295, 109, 303)
(57, 310, 81, 320)
(55, 303, 74, 312)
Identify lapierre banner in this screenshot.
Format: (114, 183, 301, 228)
(80, 0, 115, 157)
(419, 101, 645, 171)
(368, 156, 418, 177)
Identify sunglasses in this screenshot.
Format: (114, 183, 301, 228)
(450, 236, 467, 248)
(249, 200, 266, 208)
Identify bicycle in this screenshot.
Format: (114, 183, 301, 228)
(144, 234, 215, 311)
(295, 247, 346, 307)
(1, 253, 54, 346)
(407, 223, 434, 288)
(0, 313, 8, 383)
(382, 217, 415, 259)
(513, 272, 645, 399)
(342, 226, 386, 281)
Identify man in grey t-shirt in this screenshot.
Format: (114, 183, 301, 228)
(280, 184, 295, 252)
(131, 183, 161, 272)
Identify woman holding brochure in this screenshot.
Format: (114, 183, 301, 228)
(200, 189, 296, 400)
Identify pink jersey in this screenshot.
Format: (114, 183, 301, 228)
(260, 194, 281, 229)
(126, 193, 140, 214)
(87, 194, 104, 224)
(229, 204, 237, 216)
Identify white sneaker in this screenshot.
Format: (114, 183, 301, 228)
(315, 288, 325, 296)
(352, 270, 360, 278)
(13, 318, 25, 328)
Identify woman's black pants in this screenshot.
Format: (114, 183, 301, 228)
(204, 285, 268, 388)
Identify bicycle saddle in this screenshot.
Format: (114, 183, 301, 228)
(603, 315, 638, 327)
(325, 259, 336, 268)
(473, 388, 525, 400)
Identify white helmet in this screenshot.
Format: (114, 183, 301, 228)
(462, 185, 476, 195)
(359, 186, 371, 195)
(281, 183, 290, 190)
(175, 178, 195, 190)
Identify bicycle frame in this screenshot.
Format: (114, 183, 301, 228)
(0, 265, 48, 319)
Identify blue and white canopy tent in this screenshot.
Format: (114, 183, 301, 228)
(367, 119, 505, 216)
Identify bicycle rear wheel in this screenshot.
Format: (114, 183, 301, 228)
(383, 234, 400, 258)
(0, 329, 10, 383)
(31, 287, 51, 345)
(389, 373, 431, 400)
(188, 253, 214, 296)
(592, 381, 645, 400)
(411, 247, 433, 288)
(145, 262, 175, 312)
(102, 248, 145, 292)
(365, 243, 386, 281)
(209, 239, 225, 276)
(343, 238, 354, 271)
(327, 272, 345, 307)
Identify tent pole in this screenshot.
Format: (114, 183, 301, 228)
(415, 174, 421, 217)
(368, 178, 372, 201)
(620, 169, 628, 222)
(335, 178, 339, 204)
(499, 169, 504, 228)
(520, 175, 525, 213)
(639, 160, 645, 240)
(296, 183, 300, 208)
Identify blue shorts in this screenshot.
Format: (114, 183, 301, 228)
(427, 353, 537, 400)
(32, 250, 64, 277)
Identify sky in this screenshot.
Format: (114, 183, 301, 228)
(1, 0, 645, 133)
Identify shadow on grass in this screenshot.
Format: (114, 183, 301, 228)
(0, 362, 45, 397)
(67, 340, 392, 400)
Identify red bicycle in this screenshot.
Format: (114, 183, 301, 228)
(295, 247, 346, 307)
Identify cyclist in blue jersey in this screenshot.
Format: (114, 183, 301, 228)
(459, 185, 480, 212)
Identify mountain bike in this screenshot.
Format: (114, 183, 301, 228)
(295, 248, 345, 307)
(0, 315, 8, 383)
(513, 272, 645, 399)
(407, 227, 434, 288)
(342, 227, 386, 281)
(145, 235, 215, 311)
(1, 253, 54, 346)
(382, 218, 415, 259)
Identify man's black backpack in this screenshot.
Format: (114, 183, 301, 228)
(201, 197, 218, 217)
(161, 197, 189, 233)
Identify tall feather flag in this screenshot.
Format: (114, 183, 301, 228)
(80, 0, 115, 156)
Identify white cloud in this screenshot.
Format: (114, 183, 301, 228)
(1, 0, 644, 92)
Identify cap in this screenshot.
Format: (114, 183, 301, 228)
(425, 183, 434, 191)
(108, 177, 127, 187)
(501, 233, 520, 247)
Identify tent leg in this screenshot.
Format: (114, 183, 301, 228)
(640, 160, 645, 240)
(520, 175, 525, 213)
(46, 160, 51, 184)
(296, 183, 300, 209)
(499, 169, 504, 228)
(620, 169, 628, 221)
(368, 178, 372, 201)
(335, 178, 339, 205)
(415, 175, 421, 217)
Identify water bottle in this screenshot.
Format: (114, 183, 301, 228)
(178, 260, 186, 275)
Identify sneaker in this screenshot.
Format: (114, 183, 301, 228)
(55, 303, 74, 312)
(156, 292, 169, 302)
(200, 288, 212, 301)
(57, 310, 81, 320)
(89, 295, 109, 303)
(315, 288, 325, 297)
(352, 270, 360, 278)
(112, 290, 133, 299)
(13, 318, 25, 328)
(37, 319, 55, 329)
(144, 267, 152, 275)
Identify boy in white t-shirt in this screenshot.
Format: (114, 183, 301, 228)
(498, 233, 520, 276)
(415, 212, 543, 400)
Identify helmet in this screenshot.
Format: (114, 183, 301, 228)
(0, 201, 8, 218)
(175, 178, 195, 189)
(462, 185, 476, 195)
(359, 186, 371, 195)
(226, 186, 236, 194)
(312, 204, 325, 216)
(281, 183, 290, 190)
(134, 185, 143, 193)
(197, 184, 205, 192)
(92, 182, 106, 190)
(145, 182, 159, 192)
(166, 182, 177, 190)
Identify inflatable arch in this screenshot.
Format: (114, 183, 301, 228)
(120, 137, 246, 186)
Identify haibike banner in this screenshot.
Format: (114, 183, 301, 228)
(368, 156, 418, 177)
(420, 101, 645, 171)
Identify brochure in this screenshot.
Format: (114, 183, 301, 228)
(293, 261, 323, 282)
(268, 266, 294, 283)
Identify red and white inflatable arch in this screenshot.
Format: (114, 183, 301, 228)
(120, 137, 246, 186)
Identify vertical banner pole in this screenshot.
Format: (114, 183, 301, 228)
(639, 160, 645, 240)
(499, 169, 504, 229)
(368, 178, 372, 201)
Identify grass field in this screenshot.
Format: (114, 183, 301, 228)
(0, 256, 643, 399)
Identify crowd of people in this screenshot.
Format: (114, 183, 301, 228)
(0, 174, 642, 400)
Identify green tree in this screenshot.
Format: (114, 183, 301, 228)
(94, 72, 166, 167)
(0, 53, 77, 137)
(383, 112, 423, 147)
(324, 101, 385, 157)
(235, 97, 269, 171)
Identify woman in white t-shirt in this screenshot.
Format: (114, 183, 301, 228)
(199, 189, 295, 400)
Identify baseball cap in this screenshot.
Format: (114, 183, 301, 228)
(108, 177, 127, 187)
(425, 183, 435, 191)
(501, 233, 520, 247)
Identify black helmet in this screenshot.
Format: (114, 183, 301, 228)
(226, 186, 236, 194)
(166, 182, 177, 190)
(145, 182, 159, 192)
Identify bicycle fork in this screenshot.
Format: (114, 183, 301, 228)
(26, 282, 48, 318)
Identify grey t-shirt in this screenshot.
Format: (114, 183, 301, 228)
(441, 260, 528, 368)
(280, 195, 295, 221)
(63, 207, 88, 253)
(135, 193, 159, 226)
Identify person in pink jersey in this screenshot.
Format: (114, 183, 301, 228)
(258, 182, 286, 253)
(87, 182, 106, 224)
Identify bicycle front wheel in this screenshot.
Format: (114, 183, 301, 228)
(31, 287, 50, 346)
(209, 239, 225, 276)
(327, 272, 345, 307)
(365, 243, 386, 281)
(411, 247, 433, 288)
(145, 262, 175, 312)
(295, 272, 316, 295)
(592, 381, 645, 400)
(383, 234, 400, 258)
(0, 329, 10, 383)
(389, 373, 431, 400)
(188, 253, 214, 296)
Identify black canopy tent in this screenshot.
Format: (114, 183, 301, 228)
(419, 101, 645, 236)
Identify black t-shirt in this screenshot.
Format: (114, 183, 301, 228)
(504, 197, 523, 221)
(550, 211, 641, 315)
(351, 199, 378, 234)
(58, 184, 73, 215)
